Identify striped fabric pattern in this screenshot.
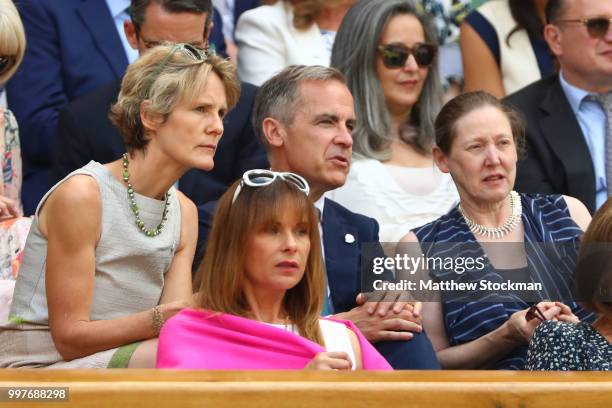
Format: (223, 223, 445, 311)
(414, 194, 593, 370)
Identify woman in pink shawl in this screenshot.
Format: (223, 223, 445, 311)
(157, 170, 391, 370)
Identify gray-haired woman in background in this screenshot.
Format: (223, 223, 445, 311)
(327, 0, 458, 242)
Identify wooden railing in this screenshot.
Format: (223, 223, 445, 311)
(1, 370, 611, 407)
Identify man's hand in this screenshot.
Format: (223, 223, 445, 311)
(334, 295, 423, 343)
(356, 291, 422, 323)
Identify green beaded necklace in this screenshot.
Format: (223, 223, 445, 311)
(122, 153, 170, 237)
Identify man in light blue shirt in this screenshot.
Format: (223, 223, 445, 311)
(558, 72, 608, 209)
(506, 0, 612, 213)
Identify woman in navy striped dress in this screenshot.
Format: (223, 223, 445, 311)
(400, 91, 593, 369)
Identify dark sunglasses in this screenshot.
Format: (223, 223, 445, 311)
(377, 43, 437, 69)
(525, 305, 547, 322)
(555, 17, 612, 39)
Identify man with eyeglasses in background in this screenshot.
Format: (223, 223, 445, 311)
(53, 0, 267, 209)
(506, 0, 612, 214)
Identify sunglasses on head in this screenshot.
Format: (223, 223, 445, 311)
(555, 17, 612, 39)
(143, 43, 208, 98)
(231, 169, 310, 205)
(377, 43, 437, 69)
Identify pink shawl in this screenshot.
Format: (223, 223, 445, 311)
(156, 308, 391, 370)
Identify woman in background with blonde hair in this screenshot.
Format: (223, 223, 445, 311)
(0, 0, 28, 323)
(235, 0, 356, 85)
(0, 0, 26, 217)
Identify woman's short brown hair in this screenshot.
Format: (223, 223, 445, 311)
(195, 177, 325, 345)
(0, 0, 26, 84)
(576, 199, 612, 315)
(434, 91, 526, 157)
(110, 44, 240, 152)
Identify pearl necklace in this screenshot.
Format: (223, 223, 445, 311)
(459, 191, 522, 239)
(122, 153, 170, 237)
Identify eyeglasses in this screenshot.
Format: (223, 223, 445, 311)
(377, 43, 437, 69)
(555, 17, 612, 39)
(231, 169, 310, 205)
(143, 43, 207, 98)
(525, 305, 547, 322)
(0, 56, 13, 74)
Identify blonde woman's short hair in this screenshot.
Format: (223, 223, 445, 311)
(0, 0, 26, 84)
(110, 43, 240, 152)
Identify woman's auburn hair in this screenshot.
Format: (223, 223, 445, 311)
(195, 178, 325, 345)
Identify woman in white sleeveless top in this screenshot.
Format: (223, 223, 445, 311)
(0, 44, 240, 368)
(328, 0, 458, 242)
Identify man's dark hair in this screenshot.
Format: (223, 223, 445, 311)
(129, 0, 213, 35)
(545, 0, 568, 24)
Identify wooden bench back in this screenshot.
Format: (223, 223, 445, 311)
(1, 370, 611, 407)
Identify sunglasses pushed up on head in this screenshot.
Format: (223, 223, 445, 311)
(555, 17, 612, 39)
(142, 43, 208, 98)
(231, 169, 310, 205)
(378, 42, 437, 69)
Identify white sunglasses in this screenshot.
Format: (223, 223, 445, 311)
(231, 169, 310, 204)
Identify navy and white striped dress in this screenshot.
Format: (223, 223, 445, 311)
(413, 194, 594, 370)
